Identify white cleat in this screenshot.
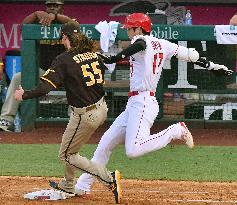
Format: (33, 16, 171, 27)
(74, 187, 91, 198)
(180, 122, 194, 148)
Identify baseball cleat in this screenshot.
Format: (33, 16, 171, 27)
(0, 119, 14, 132)
(74, 187, 91, 199)
(180, 122, 194, 148)
(49, 180, 75, 197)
(110, 170, 122, 204)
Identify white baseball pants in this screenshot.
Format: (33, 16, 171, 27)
(76, 91, 184, 192)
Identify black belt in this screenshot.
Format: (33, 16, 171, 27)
(85, 104, 97, 112)
(71, 104, 97, 112)
(71, 97, 104, 113)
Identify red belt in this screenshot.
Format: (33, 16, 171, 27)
(128, 91, 155, 97)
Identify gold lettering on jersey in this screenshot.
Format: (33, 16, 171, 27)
(73, 56, 80, 63)
(91, 61, 103, 83)
(82, 64, 95, 86)
(81, 61, 103, 87)
(81, 55, 86, 62)
(85, 53, 90, 60)
(73, 52, 97, 64)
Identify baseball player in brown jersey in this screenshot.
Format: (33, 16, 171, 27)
(14, 20, 122, 204)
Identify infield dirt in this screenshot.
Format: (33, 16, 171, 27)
(0, 123, 236, 204)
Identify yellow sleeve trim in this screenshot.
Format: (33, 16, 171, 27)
(40, 77, 57, 88)
(0, 62, 3, 65)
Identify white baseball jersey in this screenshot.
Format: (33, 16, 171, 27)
(129, 34, 179, 92)
(75, 34, 188, 193)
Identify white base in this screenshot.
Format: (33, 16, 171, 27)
(23, 189, 73, 200)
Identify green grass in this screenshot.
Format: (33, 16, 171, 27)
(0, 144, 236, 182)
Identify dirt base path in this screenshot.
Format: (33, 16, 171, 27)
(0, 176, 236, 205)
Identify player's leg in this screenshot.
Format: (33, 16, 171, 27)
(125, 95, 193, 158)
(75, 110, 127, 194)
(58, 99, 110, 193)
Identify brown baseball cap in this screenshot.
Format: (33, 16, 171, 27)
(61, 20, 80, 37)
(45, 0, 64, 5)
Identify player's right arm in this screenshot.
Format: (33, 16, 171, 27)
(21, 81, 53, 100)
(16, 57, 65, 100)
(98, 39, 146, 64)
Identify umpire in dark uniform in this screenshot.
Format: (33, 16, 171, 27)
(15, 20, 122, 204)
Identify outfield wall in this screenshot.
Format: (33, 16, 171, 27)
(21, 24, 237, 130)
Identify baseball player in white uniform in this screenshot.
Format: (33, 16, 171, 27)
(74, 13, 233, 197)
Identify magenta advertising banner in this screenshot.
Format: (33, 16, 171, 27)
(0, 3, 236, 58)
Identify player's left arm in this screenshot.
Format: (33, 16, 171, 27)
(175, 46, 233, 76)
(193, 57, 233, 75)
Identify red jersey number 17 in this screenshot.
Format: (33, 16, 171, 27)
(153, 52, 163, 74)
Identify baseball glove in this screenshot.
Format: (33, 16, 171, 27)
(208, 62, 233, 76)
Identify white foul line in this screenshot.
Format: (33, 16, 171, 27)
(170, 199, 237, 204)
(93, 188, 209, 194)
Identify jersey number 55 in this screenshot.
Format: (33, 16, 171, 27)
(81, 61, 103, 86)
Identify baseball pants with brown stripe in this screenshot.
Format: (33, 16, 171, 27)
(58, 97, 113, 192)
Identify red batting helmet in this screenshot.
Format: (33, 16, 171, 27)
(121, 13, 152, 33)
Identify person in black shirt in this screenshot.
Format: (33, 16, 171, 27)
(15, 20, 122, 204)
(23, 0, 72, 71)
(22, 0, 71, 26)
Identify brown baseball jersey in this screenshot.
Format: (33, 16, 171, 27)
(24, 51, 107, 108)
